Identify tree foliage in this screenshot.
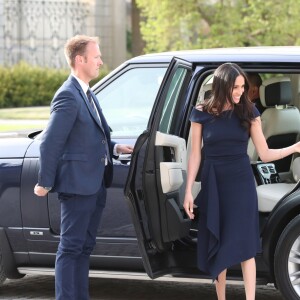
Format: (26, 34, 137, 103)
(136, 0, 300, 52)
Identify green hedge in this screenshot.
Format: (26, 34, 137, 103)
(0, 62, 109, 108)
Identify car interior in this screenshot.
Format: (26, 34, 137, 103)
(192, 71, 300, 218)
(157, 70, 300, 229)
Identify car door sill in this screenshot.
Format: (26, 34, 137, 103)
(17, 267, 269, 285)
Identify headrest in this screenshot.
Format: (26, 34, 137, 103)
(259, 77, 292, 107)
(197, 83, 212, 104)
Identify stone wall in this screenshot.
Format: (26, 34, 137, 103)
(0, 0, 127, 69)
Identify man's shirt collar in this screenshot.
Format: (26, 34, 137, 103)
(72, 73, 89, 94)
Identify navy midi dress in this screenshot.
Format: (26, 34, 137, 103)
(189, 106, 261, 280)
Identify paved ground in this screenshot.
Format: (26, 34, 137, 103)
(0, 274, 284, 299)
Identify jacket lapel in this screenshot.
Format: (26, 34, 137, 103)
(69, 75, 108, 135)
(81, 89, 104, 129)
(91, 92, 111, 140)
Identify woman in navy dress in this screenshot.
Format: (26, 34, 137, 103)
(183, 63, 300, 300)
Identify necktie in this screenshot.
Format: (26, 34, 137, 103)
(86, 89, 111, 164)
(87, 89, 101, 122)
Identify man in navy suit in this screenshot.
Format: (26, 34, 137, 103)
(34, 35, 133, 300)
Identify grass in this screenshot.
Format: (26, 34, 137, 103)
(0, 107, 50, 120)
(0, 107, 49, 132)
(0, 123, 46, 131)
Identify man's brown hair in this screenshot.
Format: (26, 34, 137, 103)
(64, 35, 99, 68)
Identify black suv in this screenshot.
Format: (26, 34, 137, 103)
(1, 47, 300, 300)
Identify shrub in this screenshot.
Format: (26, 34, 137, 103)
(0, 62, 109, 108)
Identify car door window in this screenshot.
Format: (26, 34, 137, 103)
(96, 67, 167, 138)
(159, 67, 188, 134)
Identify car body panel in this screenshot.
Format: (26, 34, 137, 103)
(0, 138, 33, 158)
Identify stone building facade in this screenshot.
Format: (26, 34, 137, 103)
(0, 0, 127, 69)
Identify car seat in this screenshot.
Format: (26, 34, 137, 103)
(257, 157, 300, 212)
(248, 76, 300, 173)
(197, 83, 212, 104)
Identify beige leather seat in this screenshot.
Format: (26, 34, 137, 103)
(257, 157, 300, 212)
(248, 76, 300, 173)
(197, 83, 212, 104)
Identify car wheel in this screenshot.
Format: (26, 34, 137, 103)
(0, 252, 7, 285)
(274, 215, 300, 300)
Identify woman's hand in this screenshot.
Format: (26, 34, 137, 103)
(295, 141, 300, 153)
(183, 192, 195, 220)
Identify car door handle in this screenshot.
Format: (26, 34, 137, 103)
(117, 154, 132, 165)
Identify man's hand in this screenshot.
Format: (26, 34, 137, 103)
(116, 144, 134, 154)
(34, 184, 50, 197)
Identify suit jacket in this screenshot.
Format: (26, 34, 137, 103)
(38, 75, 116, 195)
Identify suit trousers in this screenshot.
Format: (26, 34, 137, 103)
(55, 183, 106, 300)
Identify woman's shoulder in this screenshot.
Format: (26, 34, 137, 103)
(251, 104, 261, 118)
(189, 105, 213, 124)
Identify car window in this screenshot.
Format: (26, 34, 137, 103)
(96, 67, 167, 138)
(159, 67, 188, 134)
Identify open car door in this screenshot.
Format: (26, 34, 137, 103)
(125, 58, 201, 279)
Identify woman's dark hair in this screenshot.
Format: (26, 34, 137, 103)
(202, 63, 255, 130)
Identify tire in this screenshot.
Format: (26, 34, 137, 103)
(0, 252, 7, 285)
(274, 215, 300, 300)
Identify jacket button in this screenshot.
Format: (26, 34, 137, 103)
(101, 158, 105, 163)
(102, 140, 106, 144)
